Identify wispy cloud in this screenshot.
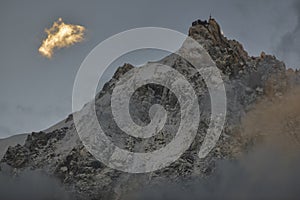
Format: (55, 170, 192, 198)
(275, 0, 300, 68)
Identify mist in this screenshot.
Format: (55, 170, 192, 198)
(0, 164, 72, 200)
(275, 0, 300, 68)
(129, 147, 300, 200)
(127, 86, 300, 200)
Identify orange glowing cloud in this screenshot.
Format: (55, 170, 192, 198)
(39, 18, 85, 58)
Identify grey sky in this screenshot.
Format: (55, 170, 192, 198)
(0, 0, 298, 138)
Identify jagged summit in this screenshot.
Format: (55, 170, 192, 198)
(191, 17, 225, 45)
(190, 18, 250, 76)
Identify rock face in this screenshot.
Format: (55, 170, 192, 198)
(0, 18, 297, 199)
(0, 134, 27, 159)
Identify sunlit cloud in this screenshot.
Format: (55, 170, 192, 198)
(38, 18, 85, 58)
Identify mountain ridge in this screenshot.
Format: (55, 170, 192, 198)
(1, 18, 299, 199)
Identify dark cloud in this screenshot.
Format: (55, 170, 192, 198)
(275, 0, 300, 68)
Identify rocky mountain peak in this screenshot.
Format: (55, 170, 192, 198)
(190, 18, 225, 45)
(189, 18, 250, 76)
(1, 19, 298, 200)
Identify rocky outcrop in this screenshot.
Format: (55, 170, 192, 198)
(0, 134, 27, 159)
(190, 18, 249, 76)
(1, 18, 297, 199)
